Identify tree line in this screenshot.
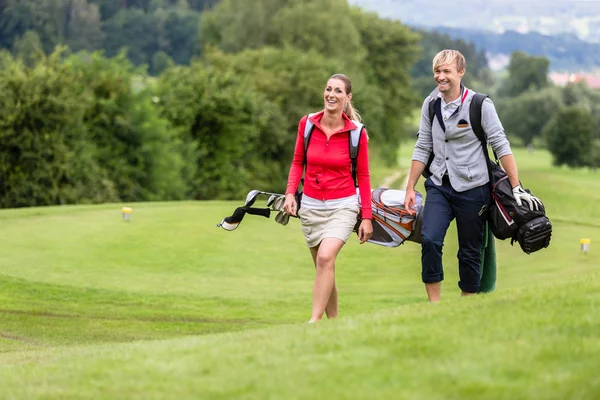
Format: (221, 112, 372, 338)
(0, 0, 597, 209)
(0, 0, 217, 75)
(0, 0, 424, 208)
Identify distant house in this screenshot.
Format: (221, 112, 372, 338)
(549, 72, 600, 89)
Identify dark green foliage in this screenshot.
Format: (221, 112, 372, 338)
(102, 8, 159, 66)
(0, 0, 207, 72)
(543, 106, 594, 168)
(200, 0, 420, 165)
(0, 0, 442, 206)
(150, 51, 174, 76)
(156, 9, 200, 65)
(0, 0, 40, 50)
(67, 51, 187, 201)
(0, 48, 186, 208)
(0, 50, 107, 207)
(496, 87, 563, 146)
(502, 51, 549, 98)
(156, 60, 288, 199)
(351, 8, 420, 164)
(12, 30, 44, 67)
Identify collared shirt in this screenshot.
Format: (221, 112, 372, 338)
(440, 94, 462, 121)
(438, 87, 466, 122)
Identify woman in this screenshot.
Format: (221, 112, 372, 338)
(283, 73, 373, 323)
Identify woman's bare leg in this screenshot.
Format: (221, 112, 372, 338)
(310, 238, 344, 321)
(309, 245, 338, 319)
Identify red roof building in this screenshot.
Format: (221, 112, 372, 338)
(549, 72, 600, 89)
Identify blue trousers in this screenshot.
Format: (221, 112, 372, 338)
(421, 176, 491, 293)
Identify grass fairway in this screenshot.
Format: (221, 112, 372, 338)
(0, 147, 599, 399)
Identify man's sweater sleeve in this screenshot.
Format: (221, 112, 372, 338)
(482, 98, 512, 158)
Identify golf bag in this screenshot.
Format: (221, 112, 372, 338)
(355, 188, 424, 246)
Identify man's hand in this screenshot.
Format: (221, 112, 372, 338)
(404, 187, 417, 215)
(512, 185, 543, 210)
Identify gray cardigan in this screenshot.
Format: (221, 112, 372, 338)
(412, 87, 513, 192)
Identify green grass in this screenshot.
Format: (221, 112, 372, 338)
(0, 147, 599, 399)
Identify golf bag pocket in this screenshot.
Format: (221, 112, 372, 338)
(513, 216, 552, 254)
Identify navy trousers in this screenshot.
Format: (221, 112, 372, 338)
(421, 176, 491, 293)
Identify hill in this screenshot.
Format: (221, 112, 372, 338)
(0, 147, 599, 398)
(349, 0, 600, 71)
(348, 0, 600, 42)
(435, 27, 600, 71)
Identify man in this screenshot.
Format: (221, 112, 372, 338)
(404, 49, 536, 302)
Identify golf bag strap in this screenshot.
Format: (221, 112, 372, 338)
(303, 113, 363, 187)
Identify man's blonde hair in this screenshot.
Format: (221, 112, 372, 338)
(432, 49, 466, 72)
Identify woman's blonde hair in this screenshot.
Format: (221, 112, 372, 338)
(432, 49, 466, 72)
(329, 73, 362, 122)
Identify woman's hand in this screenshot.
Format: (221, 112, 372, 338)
(358, 219, 373, 244)
(282, 193, 297, 216)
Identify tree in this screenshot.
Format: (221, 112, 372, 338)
(269, 0, 366, 66)
(88, 0, 125, 20)
(103, 8, 158, 66)
(156, 59, 289, 199)
(543, 106, 594, 168)
(496, 86, 563, 146)
(202, 45, 362, 158)
(200, 0, 290, 53)
(67, 51, 188, 201)
(65, 0, 105, 52)
(155, 8, 201, 65)
(0, 0, 37, 50)
(351, 8, 420, 163)
(150, 50, 174, 75)
(200, 0, 421, 165)
(0, 48, 109, 207)
(503, 51, 549, 98)
(12, 30, 44, 67)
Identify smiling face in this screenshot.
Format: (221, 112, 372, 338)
(434, 61, 465, 99)
(324, 78, 352, 114)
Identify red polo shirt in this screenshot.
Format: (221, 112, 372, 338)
(285, 111, 372, 219)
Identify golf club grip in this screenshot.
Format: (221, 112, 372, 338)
(245, 207, 271, 218)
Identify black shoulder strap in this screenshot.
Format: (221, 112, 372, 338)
(469, 93, 499, 186)
(428, 98, 436, 128)
(469, 93, 488, 149)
